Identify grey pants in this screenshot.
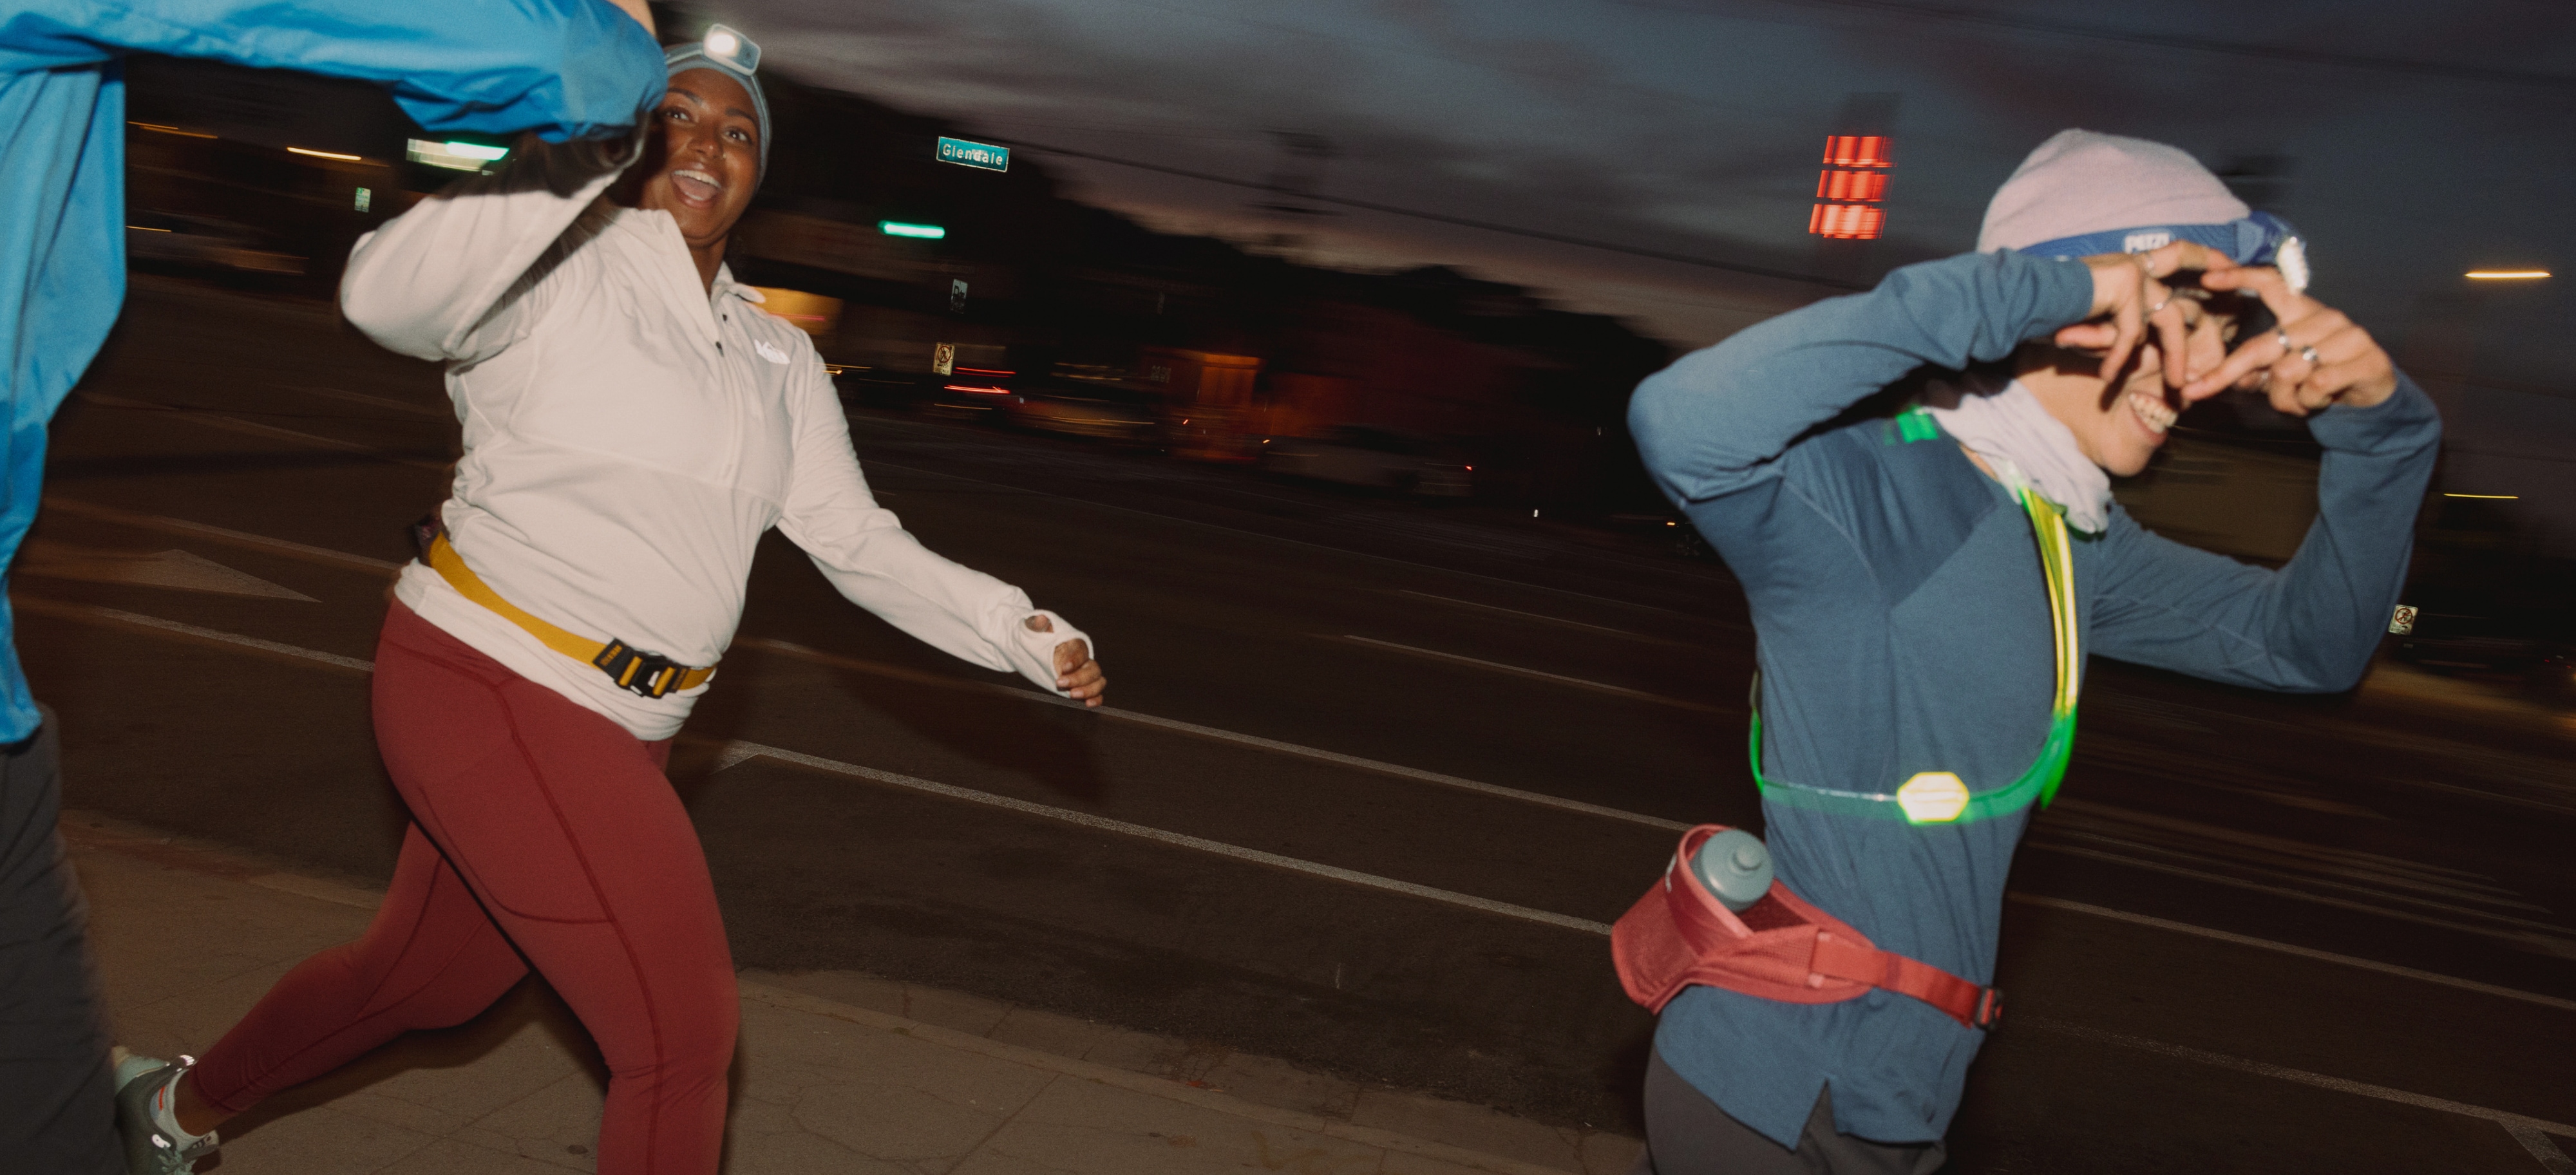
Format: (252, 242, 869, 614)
(0, 713, 119, 1174)
(1635, 1046, 1946, 1175)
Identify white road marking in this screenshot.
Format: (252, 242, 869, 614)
(2005, 894, 2576, 1016)
(17, 540, 318, 601)
(21, 599, 374, 672)
(2510, 1125, 2576, 1175)
(711, 738, 1616, 937)
(77, 392, 449, 471)
(48, 601, 2576, 1019)
(1391, 588, 1684, 645)
(2029, 841, 2576, 959)
(1333, 634, 1725, 714)
(43, 497, 404, 573)
(855, 454, 1700, 619)
(2023, 1014, 2576, 1144)
(739, 637, 1690, 832)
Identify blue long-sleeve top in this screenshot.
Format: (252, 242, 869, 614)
(1627, 250, 2441, 1146)
(0, 0, 665, 742)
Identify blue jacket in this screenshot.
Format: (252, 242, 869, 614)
(0, 0, 664, 741)
(1628, 250, 2440, 1146)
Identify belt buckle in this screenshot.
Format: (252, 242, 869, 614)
(1970, 987, 2003, 1030)
(593, 640, 686, 699)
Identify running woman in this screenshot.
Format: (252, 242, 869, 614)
(113, 25, 1106, 1175)
(1622, 131, 2438, 1171)
(1, 3, 664, 1172)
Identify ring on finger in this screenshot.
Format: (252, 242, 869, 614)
(2298, 345, 2321, 366)
(2274, 329, 2295, 354)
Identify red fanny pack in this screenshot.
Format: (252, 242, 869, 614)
(1610, 824, 2001, 1030)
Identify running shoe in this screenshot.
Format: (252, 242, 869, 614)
(113, 1049, 220, 1174)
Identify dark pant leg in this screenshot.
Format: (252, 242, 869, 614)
(1640, 1045, 1806, 1174)
(371, 605, 735, 1175)
(1640, 1046, 1947, 1175)
(189, 823, 530, 1114)
(0, 714, 119, 1175)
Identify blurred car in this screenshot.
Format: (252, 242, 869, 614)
(124, 210, 305, 275)
(923, 361, 1018, 421)
(1002, 390, 1157, 442)
(1259, 426, 1473, 499)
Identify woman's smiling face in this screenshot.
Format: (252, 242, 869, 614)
(632, 68, 760, 245)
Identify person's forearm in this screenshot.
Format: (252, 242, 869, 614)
(1629, 250, 2092, 505)
(14, 0, 660, 142)
(2272, 375, 2443, 681)
(2094, 375, 2441, 692)
(339, 136, 633, 361)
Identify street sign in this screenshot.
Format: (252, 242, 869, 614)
(936, 136, 1009, 172)
(949, 279, 969, 313)
(933, 343, 955, 376)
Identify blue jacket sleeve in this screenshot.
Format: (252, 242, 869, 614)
(0, 0, 661, 140)
(2088, 378, 2441, 691)
(1628, 250, 2094, 507)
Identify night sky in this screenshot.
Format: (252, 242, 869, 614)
(729, 0, 2575, 532)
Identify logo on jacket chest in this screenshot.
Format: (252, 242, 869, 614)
(752, 338, 790, 364)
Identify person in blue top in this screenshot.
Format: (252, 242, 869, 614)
(0, 4, 662, 1171)
(1624, 130, 2441, 1172)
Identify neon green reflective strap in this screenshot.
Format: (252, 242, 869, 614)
(1750, 484, 2081, 824)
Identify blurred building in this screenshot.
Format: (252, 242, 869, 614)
(115, 52, 1673, 511)
(733, 78, 1672, 509)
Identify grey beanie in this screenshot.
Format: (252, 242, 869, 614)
(1978, 129, 2246, 254)
(663, 31, 771, 178)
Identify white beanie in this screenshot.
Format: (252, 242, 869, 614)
(1977, 129, 2248, 254)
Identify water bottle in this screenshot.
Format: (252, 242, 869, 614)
(1691, 829, 1774, 912)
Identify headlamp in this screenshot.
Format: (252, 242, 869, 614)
(699, 24, 759, 75)
(2018, 210, 2309, 294)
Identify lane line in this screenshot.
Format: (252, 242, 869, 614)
(854, 454, 1719, 621)
(28, 605, 1607, 935)
(2509, 1125, 2576, 1175)
(2022, 1015, 2576, 1142)
(42, 498, 404, 574)
(77, 392, 450, 471)
(1390, 588, 1687, 646)
(2006, 894, 2576, 1015)
(738, 637, 1690, 832)
(1334, 634, 1726, 714)
(50, 601, 2576, 1014)
(713, 738, 1616, 937)
(2028, 841, 2576, 957)
(18, 599, 375, 672)
(2046, 825, 2548, 915)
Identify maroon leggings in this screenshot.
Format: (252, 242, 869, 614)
(193, 603, 735, 1174)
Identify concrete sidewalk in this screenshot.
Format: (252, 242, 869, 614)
(64, 810, 1644, 1174)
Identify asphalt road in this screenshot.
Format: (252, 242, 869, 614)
(24, 274, 2576, 1172)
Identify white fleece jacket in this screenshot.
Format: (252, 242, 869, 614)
(341, 143, 1089, 740)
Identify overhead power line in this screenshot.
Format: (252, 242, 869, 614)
(1617, 0, 2576, 91)
(982, 134, 1870, 291)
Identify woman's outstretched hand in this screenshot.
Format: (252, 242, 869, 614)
(2181, 267, 2398, 415)
(1025, 614, 1106, 707)
(2062, 240, 2236, 386)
